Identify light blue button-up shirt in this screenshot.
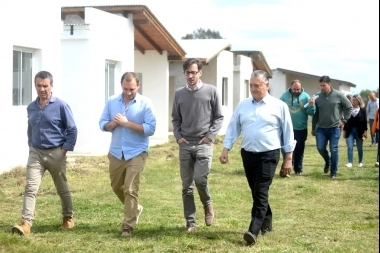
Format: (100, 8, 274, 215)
(99, 93, 156, 161)
(223, 94, 296, 153)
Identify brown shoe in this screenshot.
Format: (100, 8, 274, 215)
(204, 204, 214, 226)
(60, 216, 74, 230)
(185, 226, 196, 233)
(121, 226, 134, 237)
(12, 219, 31, 236)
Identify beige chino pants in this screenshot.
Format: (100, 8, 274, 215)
(108, 152, 147, 229)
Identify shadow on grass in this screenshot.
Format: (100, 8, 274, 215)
(0, 221, 251, 248)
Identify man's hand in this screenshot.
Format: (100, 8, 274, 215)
(199, 137, 212, 144)
(280, 160, 292, 176)
(219, 148, 229, 164)
(311, 130, 316, 136)
(177, 138, 189, 144)
(308, 96, 316, 106)
(61, 148, 67, 156)
(114, 113, 128, 126)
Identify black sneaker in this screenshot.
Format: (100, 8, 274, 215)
(324, 163, 331, 174)
(261, 219, 273, 235)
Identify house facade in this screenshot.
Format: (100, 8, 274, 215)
(0, 1, 63, 173)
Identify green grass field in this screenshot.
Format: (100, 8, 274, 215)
(0, 134, 378, 253)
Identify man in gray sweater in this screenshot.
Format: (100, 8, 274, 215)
(172, 58, 224, 233)
(312, 75, 352, 179)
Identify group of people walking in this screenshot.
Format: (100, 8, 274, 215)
(10, 60, 379, 247)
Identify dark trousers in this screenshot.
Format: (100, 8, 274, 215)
(293, 129, 308, 173)
(241, 148, 280, 236)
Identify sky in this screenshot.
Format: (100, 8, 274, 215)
(61, 0, 379, 93)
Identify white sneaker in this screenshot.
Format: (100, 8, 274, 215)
(345, 163, 352, 168)
(136, 205, 143, 224)
(376, 162, 379, 167)
(358, 163, 363, 168)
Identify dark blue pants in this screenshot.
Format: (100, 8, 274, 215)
(293, 129, 308, 173)
(241, 148, 280, 236)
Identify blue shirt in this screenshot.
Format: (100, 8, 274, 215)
(223, 94, 296, 153)
(99, 93, 156, 161)
(27, 96, 77, 151)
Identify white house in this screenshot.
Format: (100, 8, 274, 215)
(270, 68, 356, 99)
(60, 5, 186, 155)
(0, 1, 63, 174)
(0, 4, 186, 174)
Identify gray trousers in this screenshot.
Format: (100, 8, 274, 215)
(179, 141, 213, 226)
(22, 147, 73, 225)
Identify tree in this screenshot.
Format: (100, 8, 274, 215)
(181, 28, 224, 39)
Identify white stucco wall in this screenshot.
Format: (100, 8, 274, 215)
(135, 50, 169, 146)
(215, 51, 234, 135)
(270, 69, 287, 99)
(61, 7, 134, 155)
(0, 1, 62, 174)
(233, 54, 252, 109)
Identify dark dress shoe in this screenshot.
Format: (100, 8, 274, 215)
(243, 231, 257, 246)
(185, 226, 196, 233)
(261, 219, 273, 235)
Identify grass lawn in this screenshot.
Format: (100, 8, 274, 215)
(0, 133, 378, 253)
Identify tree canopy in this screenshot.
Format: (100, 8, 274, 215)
(181, 28, 224, 39)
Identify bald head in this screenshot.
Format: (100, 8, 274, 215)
(290, 80, 302, 96)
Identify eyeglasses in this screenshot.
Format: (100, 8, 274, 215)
(184, 71, 199, 76)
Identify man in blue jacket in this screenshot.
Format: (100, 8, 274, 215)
(280, 80, 316, 175)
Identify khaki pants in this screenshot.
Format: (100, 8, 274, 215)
(108, 152, 147, 229)
(22, 147, 72, 225)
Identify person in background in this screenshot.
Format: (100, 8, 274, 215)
(343, 94, 367, 168)
(12, 71, 78, 236)
(219, 70, 295, 246)
(171, 58, 224, 233)
(371, 108, 379, 166)
(312, 75, 352, 179)
(99, 72, 156, 237)
(366, 92, 379, 147)
(280, 80, 316, 175)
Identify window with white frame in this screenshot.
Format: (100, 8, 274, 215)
(222, 77, 228, 106)
(245, 79, 250, 98)
(13, 49, 33, 106)
(105, 61, 116, 103)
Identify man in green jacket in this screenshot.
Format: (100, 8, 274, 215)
(280, 80, 316, 175)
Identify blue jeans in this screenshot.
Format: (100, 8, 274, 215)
(345, 127, 364, 163)
(315, 127, 340, 175)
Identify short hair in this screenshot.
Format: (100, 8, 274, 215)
(291, 79, 302, 86)
(319, 75, 331, 83)
(346, 94, 353, 100)
(120, 72, 140, 85)
(352, 94, 365, 108)
(34, 71, 53, 84)
(183, 58, 202, 71)
(251, 70, 269, 83)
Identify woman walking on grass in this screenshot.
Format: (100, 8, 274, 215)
(343, 94, 367, 168)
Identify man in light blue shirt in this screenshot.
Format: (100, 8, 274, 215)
(99, 72, 156, 237)
(219, 70, 296, 247)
